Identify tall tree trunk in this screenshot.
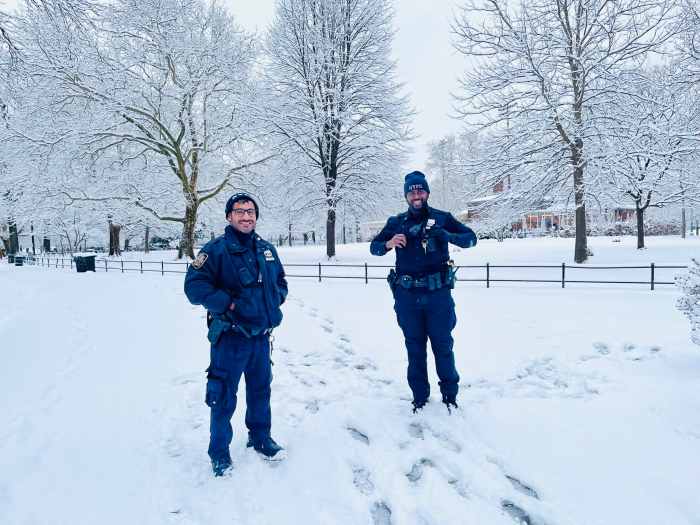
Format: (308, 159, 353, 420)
(180, 204, 198, 259)
(636, 205, 645, 249)
(144, 226, 150, 253)
(326, 207, 336, 258)
(572, 142, 588, 263)
(681, 207, 686, 239)
(109, 223, 122, 256)
(9, 222, 19, 254)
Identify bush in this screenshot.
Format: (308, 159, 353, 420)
(677, 259, 700, 346)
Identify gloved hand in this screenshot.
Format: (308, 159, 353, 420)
(428, 226, 450, 243)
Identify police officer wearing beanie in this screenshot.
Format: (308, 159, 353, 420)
(370, 171, 477, 412)
(184, 193, 288, 476)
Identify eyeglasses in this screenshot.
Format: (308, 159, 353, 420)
(232, 208, 256, 217)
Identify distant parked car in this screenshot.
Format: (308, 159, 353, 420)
(149, 237, 170, 250)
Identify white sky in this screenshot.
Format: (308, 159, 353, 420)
(1, 0, 467, 172)
(223, 0, 466, 172)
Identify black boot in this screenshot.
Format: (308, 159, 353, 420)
(442, 394, 458, 414)
(412, 398, 429, 413)
(211, 457, 232, 477)
(247, 434, 286, 461)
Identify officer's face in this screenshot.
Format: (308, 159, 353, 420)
(227, 202, 257, 234)
(406, 189, 428, 210)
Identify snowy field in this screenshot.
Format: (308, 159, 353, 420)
(2, 236, 700, 525)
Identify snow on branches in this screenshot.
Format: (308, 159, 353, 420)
(677, 258, 700, 346)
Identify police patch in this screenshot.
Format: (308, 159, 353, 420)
(192, 252, 208, 269)
(264, 249, 275, 262)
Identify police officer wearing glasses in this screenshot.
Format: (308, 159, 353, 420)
(184, 193, 288, 476)
(370, 171, 477, 413)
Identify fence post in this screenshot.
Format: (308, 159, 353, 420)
(651, 263, 655, 291)
(161, 260, 164, 276)
(364, 262, 368, 284)
(318, 263, 322, 282)
(562, 263, 566, 288)
(105, 259, 108, 272)
(121, 260, 124, 273)
(140, 260, 143, 274)
(486, 263, 490, 288)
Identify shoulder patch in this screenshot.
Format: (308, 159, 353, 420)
(264, 249, 275, 262)
(192, 252, 208, 269)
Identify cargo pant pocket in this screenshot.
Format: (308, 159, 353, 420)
(205, 366, 228, 408)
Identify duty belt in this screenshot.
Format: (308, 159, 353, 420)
(396, 271, 450, 290)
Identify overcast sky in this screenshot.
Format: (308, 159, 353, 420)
(223, 0, 466, 172)
(1, 0, 467, 172)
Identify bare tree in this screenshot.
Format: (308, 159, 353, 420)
(263, 0, 412, 258)
(8, 0, 270, 259)
(601, 68, 700, 248)
(453, 0, 679, 262)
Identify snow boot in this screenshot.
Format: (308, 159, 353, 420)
(412, 398, 429, 413)
(247, 435, 286, 461)
(211, 457, 232, 477)
(442, 394, 458, 414)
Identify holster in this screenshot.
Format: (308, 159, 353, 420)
(207, 316, 231, 345)
(387, 269, 398, 293)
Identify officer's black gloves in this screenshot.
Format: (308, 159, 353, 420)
(406, 223, 423, 239)
(428, 226, 450, 243)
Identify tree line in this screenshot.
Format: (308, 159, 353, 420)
(0, 0, 410, 259)
(1, 0, 699, 262)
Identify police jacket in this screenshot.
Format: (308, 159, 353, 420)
(370, 206, 477, 277)
(184, 226, 288, 334)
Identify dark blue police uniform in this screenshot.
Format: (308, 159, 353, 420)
(370, 205, 477, 409)
(184, 224, 288, 468)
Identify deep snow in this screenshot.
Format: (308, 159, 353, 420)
(1, 236, 699, 525)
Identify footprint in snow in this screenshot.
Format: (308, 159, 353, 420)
(334, 339, 355, 355)
(347, 426, 370, 445)
(352, 466, 375, 495)
(593, 342, 610, 355)
(501, 500, 541, 525)
(505, 475, 540, 500)
(406, 458, 434, 482)
(371, 501, 392, 525)
(305, 399, 320, 413)
(408, 421, 424, 439)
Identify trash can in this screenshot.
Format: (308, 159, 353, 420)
(74, 255, 97, 273)
(14, 256, 24, 266)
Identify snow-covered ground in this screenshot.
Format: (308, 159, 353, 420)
(2, 236, 699, 525)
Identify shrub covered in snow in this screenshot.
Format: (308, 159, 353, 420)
(677, 259, 700, 346)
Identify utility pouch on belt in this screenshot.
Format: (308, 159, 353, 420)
(207, 316, 231, 344)
(427, 273, 440, 291)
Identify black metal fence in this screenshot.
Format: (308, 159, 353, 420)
(13, 255, 687, 291)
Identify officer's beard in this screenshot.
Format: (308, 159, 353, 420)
(408, 197, 428, 217)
